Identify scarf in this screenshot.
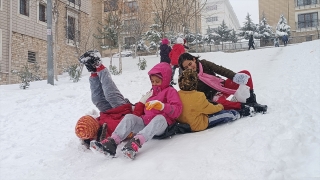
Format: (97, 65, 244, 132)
(197, 62, 236, 95)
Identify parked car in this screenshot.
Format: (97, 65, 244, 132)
(113, 51, 132, 58)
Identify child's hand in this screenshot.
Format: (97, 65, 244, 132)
(139, 90, 153, 104)
(145, 100, 164, 111)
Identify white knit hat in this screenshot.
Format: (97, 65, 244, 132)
(176, 37, 184, 44)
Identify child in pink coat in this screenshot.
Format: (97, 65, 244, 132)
(90, 62, 183, 160)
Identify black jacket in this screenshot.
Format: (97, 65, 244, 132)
(160, 44, 172, 63)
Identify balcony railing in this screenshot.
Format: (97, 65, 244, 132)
(295, 0, 319, 8)
(67, 0, 81, 9)
(296, 19, 320, 31)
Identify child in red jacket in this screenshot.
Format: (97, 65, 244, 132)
(169, 37, 185, 85)
(75, 50, 146, 149)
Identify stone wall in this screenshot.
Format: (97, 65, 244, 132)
(9, 32, 47, 84)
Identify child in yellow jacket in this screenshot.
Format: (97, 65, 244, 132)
(177, 69, 240, 132)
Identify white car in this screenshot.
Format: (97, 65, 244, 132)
(113, 51, 132, 58)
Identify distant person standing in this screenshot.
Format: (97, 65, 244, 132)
(183, 39, 189, 52)
(248, 35, 255, 50)
(274, 37, 279, 47)
(160, 38, 172, 64)
(282, 35, 288, 46)
(169, 37, 185, 85)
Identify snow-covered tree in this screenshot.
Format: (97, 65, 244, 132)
(229, 29, 238, 43)
(257, 16, 274, 39)
(238, 13, 257, 40)
(94, 14, 118, 67)
(144, 24, 162, 56)
(213, 20, 232, 48)
(276, 14, 291, 36)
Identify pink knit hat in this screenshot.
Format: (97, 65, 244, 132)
(161, 38, 169, 45)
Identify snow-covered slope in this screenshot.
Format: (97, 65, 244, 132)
(0, 40, 319, 180)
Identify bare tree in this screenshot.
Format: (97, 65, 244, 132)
(151, 0, 181, 38)
(174, 0, 207, 35)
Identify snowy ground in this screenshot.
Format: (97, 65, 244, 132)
(0, 40, 319, 180)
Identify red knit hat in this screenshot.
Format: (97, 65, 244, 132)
(75, 115, 100, 139)
(162, 38, 169, 45)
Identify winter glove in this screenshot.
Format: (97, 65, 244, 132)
(233, 73, 250, 85)
(139, 90, 153, 104)
(145, 100, 164, 111)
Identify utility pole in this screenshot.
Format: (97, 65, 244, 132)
(47, 0, 54, 85)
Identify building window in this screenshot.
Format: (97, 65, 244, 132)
(205, 4, 217, 11)
(206, 16, 218, 22)
(20, 0, 30, 16)
(67, 15, 76, 40)
(104, 0, 118, 12)
(124, 19, 138, 32)
(39, 3, 47, 22)
(298, 12, 318, 28)
(124, 1, 138, 13)
(28, 51, 36, 63)
(297, 0, 317, 6)
(0, 0, 3, 11)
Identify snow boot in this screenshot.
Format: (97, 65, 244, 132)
(98, 123, 108, 142)
(170, 81, 177, 85)
(90, 137, 117, 157)
(79, 50, 102, 72)
(121, 138, 142, 160)
(80, 139, 91, 149)
(246, 90, 268, 114)
(237, 104, 255, 117)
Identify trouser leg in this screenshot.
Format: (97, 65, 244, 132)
(90, 75, 112, 112)
(137, 115, 168, 142)
(97, 68, 126, 108)
(207, 110, 240, 128)
(112, 114, 145, 142)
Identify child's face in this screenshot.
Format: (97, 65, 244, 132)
(150, 75, 162, 86)
(182, 58, 197, 71)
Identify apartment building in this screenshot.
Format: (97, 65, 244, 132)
(0, 0, 101, 85)
(201, 0, 240, 34)
(259, 0, 320, 42)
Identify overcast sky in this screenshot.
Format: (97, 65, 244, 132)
(229, 0, 259, 25)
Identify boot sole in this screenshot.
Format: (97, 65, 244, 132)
(122, 149, 136, 160)
(90, 140, 115, 158)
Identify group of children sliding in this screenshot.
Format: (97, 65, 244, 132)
(75, 45, 268, 160)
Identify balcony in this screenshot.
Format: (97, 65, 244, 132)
(67, 0, 81, 10)
(295, 0, 320, 9)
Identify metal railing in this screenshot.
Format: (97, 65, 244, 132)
(188, 41, 261, 53)
(295, 0, 319, 8)
(67, 0, 81, 8)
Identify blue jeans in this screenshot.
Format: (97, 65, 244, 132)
(207, 110, 240, 128)
(89, 68, 126, 112)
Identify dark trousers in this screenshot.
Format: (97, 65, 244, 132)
(248, 44, 255, 50)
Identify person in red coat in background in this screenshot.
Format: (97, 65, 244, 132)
(75, 50, 151, 149)
(169, 37, 185, 85)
